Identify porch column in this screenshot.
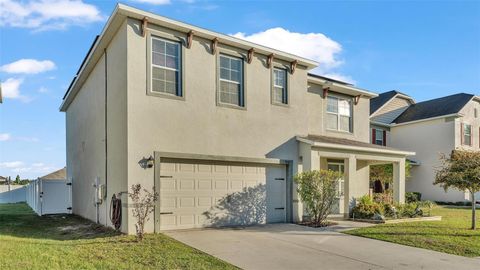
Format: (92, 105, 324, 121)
(393, 159, 406, 204)
(344, 155, 356, 215)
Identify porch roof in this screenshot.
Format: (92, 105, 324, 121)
(297, 135, 415, 157)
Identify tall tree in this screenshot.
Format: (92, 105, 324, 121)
(14, 175, 20, 185)
(435, 150, 480, 230)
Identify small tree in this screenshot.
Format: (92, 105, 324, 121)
(370, 161, 411, 193)
(435, 150, 480, 230)
(294, 170, 342, 226)
(14, 175, 21, 185)
(129, 184, 158, 241)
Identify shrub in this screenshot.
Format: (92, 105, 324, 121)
(129, 184, 158, 241)
(295, 170, 342, 226)
(359, 194, 374, 205)
(395, 202, 423, 218)
(352, 203, 383, 219)
(373, 192, 393, 204)
(405, 192, 422, 203)
(418, 200, 436, 216)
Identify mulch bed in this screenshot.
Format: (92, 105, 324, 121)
(297, 221, 338, 228)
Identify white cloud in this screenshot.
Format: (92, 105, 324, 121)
(0, 161, 25, 168)
(0, 59, 56, 74)
(232, 27, 353, 83)
(1, 78, 23, 99)
(130, 0, 171, 4)
(1, 78, 33, 102)
(38, 87, 49, 93)
(0, 0, 104, 30)
(0, 133, 11, 141)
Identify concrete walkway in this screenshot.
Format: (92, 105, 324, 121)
(165, 222, 480, 270)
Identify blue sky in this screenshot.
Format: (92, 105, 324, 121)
(0, 0, 479, 179)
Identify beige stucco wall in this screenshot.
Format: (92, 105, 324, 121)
(66, 20, 128, 231)
(390, 118, 468, 202)
(67, 17, 378, 234)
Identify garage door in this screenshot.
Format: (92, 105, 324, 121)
(157, 159, 286, 230)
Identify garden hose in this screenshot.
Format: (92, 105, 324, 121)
(109, 194, 122, 231)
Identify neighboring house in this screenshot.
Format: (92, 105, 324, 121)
(60, 4, 414, 234)
(370, 91, 480, 202)
(0, 176, 7, 185)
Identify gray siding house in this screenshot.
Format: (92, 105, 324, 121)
(370, 91, 480, 202)
(61, 4, 413, 234)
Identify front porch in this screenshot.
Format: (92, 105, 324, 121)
(295, 135, 415, 221)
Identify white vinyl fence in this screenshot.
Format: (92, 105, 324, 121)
(0, 185, 26, 203)
(26, 179, 72, 216)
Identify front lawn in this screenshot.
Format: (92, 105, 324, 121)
(0, 203, 237, 269)
(345, 205, 480, 257)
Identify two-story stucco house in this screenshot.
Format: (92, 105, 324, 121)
(370, 91, 480, 203)
(61, 4, 414, 234)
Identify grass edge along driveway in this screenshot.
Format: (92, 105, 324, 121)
(345, 205, 480, 257)
(0, 203, 238, 270)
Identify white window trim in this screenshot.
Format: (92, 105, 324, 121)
(272, 67, 288, 105)
(375, 129, 384, 146)
(147, 32, 185, 101)
(464, 123, 472, 146)
(326, 95, 353, 133)
(217, 53, 245, 108)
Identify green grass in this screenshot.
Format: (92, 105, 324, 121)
(0, 203, 238, 270)
(345, 205, 480, 257)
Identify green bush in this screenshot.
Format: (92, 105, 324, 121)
(405, 192, 422, 203)
(395, 202, 423, 218)
(352, 203, 383, 219)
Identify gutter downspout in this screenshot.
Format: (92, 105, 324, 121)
(104, 48, 108, 225)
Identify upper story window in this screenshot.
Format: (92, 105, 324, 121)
(151, 37, 182, 96)
(327, 95, 352, 133)
(463, 124, 472, 146)
(219, 54, 244, 107)
(273, 68, 287, 105)
(375, 129, 384, 146)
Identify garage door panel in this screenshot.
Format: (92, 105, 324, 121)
(158, 160, 286, 230)
(197, 179, 212, 190)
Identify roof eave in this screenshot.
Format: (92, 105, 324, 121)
(296, 136, 415, 156)
(307, 76, 378, 98)
(392, 113, 462, 127)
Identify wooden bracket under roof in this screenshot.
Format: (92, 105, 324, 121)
(187, 30, 195, 49)
(354, 95, 362, 105)
(290, 60, 298, 74)
(323, 87, 330, 99)
(267, 54, 274, 68)
(211, 38, 218, 55)
(247, 48, 255, 64)
(142, 17, 149, 37)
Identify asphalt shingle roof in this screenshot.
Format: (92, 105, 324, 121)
(393, 93, 474, 124)
(300, 134, 406, 152)
(39, 168, 66, 180)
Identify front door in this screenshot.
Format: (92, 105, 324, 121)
(327, 161, 345, 215)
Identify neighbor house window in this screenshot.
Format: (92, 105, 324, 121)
(151, 37, 182, 96)
(375, 129, 384, 146)
(219, 54, 244, 107)
(327, 95, 352, 132)
(463, 124, 472, 146)
(273, 68, 287, 105)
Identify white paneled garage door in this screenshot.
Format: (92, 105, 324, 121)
(157, 159, 286, 230)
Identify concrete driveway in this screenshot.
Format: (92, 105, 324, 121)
(165, 222, 480, 270)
